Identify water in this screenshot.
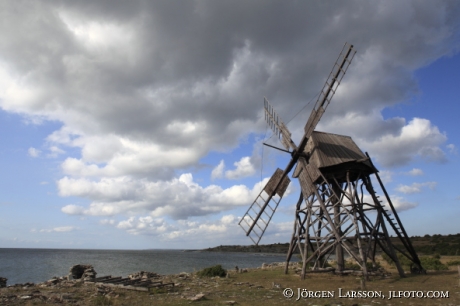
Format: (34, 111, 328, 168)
(0, 248, 293, 285)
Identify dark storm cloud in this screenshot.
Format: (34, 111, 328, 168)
(3, 1, 458, 145)
(1, 0, 459, 219)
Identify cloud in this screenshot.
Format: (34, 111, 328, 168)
(360, 118, 447, 167)
(378, 170, 393, 184)
(406, 168, 424, 176)
(108, 213, 291, 246)
(100, 219, 115, 225)
(396, 181, 437, 194)
(39, 226, 77, 233)
(211, 160, 225, 180)
(447, 144, 458, 154)
(28, 147, 41, 157)
(113, 215, 231, 240)
(0, 1, 459, 240)
(387, 196, 419, 212)
(61, 204, 85, 215)
(225, 156, 256, 179)
(47, 146, 65, 158)
(60, 173, 270, 219)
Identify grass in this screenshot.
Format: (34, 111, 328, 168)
(7, 256, 460, 305)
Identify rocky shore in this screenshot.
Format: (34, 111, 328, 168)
(0, 262, 299, 305)
(2, 260, 457, 305)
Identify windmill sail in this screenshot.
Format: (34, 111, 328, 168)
(304, 43, 355, 139)
(239, 168, 290, 245)
(264, 98, 297, 151)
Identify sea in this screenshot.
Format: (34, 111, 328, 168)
(0, 248, 293, 286)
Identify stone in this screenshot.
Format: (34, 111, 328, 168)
(46, 277, 59, 285)
(128, 271, 159, 280)
(187, 293, 205, 301)
(0, 277, 7, 288)
(69, 264, 96, 280)
(96, 285, 111, 295)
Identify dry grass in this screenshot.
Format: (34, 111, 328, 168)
(3, 257, 460, 305)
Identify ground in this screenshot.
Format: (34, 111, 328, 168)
(1, 256, 459, 305)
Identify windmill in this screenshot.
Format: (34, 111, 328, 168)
(238, 43, 424, 279)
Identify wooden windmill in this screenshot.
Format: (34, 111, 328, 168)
(238, 43, 424, 279)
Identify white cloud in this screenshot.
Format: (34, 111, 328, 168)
(225, 156, 256, 179)
(378, 170, 393, 184)
(58, 135, 207, 180)
(447, 144, 457, 154)
(47, 146, 65, 158)
(60, 174, 271, 219)
(361, 118, 447, 167)
(320, 112, 447, 168)
(110, 213, 291, 246)
(100, 219, 116, 225)
(39, 226, 77, 233)
(28, 147, 41, 157)
(211, 160, 225, 180)
(406, 168, 424, 176)
(386, 196, 418, 212)
(396, 181, 437, 194)
(61, 204, 85, 215)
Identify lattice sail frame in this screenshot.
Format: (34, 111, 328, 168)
(284, 162, 423, 279)
(239, 168, 291, 245)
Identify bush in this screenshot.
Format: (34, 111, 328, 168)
(446, 259, 460, 266)
(196, 265, 227, 277)
(382, 252, 412, 267)
(420, 257, 448, 270)
(382, 252, 448, 271)
(344, 260, 381, 271)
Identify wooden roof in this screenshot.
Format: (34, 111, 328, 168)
(306, 131, 368, 168)
(293, 131, 376, 185)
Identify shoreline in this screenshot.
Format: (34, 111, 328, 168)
(2, 260, 460, 305)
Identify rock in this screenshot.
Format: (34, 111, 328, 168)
(46, 277, 59, 285)
(187, 293, 205, 301)
(0, 277, 7, 288)
(69, 264, 97, 281)
(128, 271, 159, 280)
(61, 293, 74, 300)
(96, 285, 111, 295)
(224, 301, 237, 305)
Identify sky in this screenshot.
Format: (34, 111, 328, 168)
(0, 0, 459, 250)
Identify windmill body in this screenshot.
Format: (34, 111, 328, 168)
(238, 43, 424, 279)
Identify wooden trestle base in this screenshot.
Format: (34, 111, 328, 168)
(284, 160, 424, 280)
